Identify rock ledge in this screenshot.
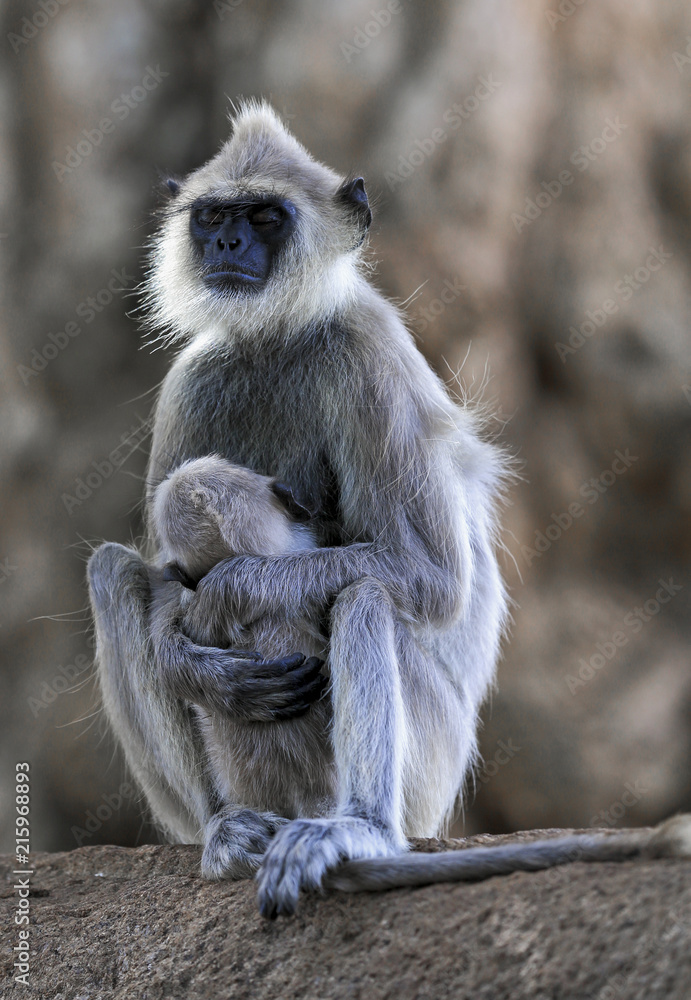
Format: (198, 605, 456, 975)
(2, 830, 690, 1000)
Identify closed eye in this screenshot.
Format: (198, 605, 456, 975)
(196, 207, 225, 227)
(250, 205, 284, 227)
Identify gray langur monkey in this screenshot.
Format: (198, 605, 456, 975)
(87, 101, 691, 919)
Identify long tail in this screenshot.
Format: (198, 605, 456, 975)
(324, 814, 691, 892)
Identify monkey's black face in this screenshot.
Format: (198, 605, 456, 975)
(189, 197, 297, 293)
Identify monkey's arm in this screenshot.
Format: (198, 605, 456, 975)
(181, 411, 474, 638)
(180, 538, 459, 645)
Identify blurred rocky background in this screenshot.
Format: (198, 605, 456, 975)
(1, 0, 690, 854)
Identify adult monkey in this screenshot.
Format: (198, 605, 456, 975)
(88, 102, 690, 919)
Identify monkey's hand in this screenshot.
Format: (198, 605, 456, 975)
(168, 643, 327, 722)
(171, 564, 327, 720)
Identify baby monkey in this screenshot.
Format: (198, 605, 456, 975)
(151, 456, 334, 878)
(154, 455, 318, 590)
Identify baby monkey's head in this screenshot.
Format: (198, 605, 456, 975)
(153, 456, 315, 589)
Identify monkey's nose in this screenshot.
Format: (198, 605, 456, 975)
(215, 219, 250, 258)
(216, 235, 242, 252)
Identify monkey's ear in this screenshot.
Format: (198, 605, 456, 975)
(271, 482, 315, 522)
(162, 562, 198, 590)
(336, 177, 372, 234)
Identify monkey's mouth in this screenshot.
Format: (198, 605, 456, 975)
(162, 562, 199, 590)
(202, 267, 264, 288)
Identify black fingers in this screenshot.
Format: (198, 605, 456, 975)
(272, 662, 329, 720)
(230, 653, 327, 722)
(261, 652, 309, 673)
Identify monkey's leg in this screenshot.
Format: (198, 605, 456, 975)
(88, 542, 218, 842)
(256, 577, 407, 918)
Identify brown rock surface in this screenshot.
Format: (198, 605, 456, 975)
(2, 833, 690, 1000)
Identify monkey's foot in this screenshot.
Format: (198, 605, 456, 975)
(256, 816, 397, 918)
(201, 808, 289, 880)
